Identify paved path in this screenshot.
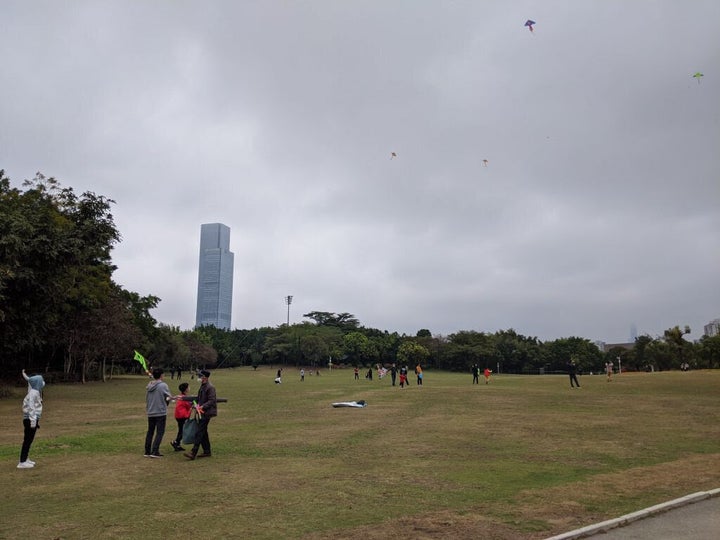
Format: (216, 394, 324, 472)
(546, 489, 720, 540)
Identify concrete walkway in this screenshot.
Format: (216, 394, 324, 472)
(546, 489, 720, 540)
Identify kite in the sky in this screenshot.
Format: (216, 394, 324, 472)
(524, 19, 536, 33)
(390, 152, 397, 159)
(482, 159, 489, 167)
(693, 72, 703, 84)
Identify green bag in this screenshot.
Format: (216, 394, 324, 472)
(182, 413, 199, 444)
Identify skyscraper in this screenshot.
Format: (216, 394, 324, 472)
(195, 223, 234, 330)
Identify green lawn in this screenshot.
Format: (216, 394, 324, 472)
(1, 368, 718, 539)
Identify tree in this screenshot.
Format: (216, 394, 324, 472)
(697, 334, 720, 369)
(396, 341, 430, 367)
(663, 325, 692, 369)
(303, 311, 360, 330)
(0, 172, 121, 373)
(343, 332, 375, 365)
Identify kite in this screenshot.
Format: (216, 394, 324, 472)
(390, 152, 397, 159)
(133, 350, 148, 372)
(482, 159, 489, 167)
(524, 19, 536, 33)
(332, 400, 367, 408)
(693, 72, 703, 84)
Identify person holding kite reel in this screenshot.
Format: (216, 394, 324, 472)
(184, 370, 217, 460)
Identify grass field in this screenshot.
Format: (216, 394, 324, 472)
(1, 368, 718, 539)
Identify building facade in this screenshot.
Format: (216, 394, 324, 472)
(704, 319, 720, 337)
(195, 223, 234, 330)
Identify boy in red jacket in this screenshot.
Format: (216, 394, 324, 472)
(171, 382, 192, 452)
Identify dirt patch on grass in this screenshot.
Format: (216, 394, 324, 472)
(301, 509, 524, 540)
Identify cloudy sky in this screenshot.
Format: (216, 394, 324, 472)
(2, 1, 718, 343)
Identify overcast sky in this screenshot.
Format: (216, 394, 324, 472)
(2, 1, 718, 343)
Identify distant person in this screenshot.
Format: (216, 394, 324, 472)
(390, 364, 397, 386)
(300, 368, 305, 382)
(484, 367, 491, 384)
(605, 361, 613, 382)
(170, 367, 176, 380)
(366, 367, 373, 381)
(354, 367, 359, 380)
(415, 364, 423, 386)
(567, 360, 581, 388)
(18, 369, 45, 469)
(176, 367, 183, 380)
(399, 366, 408, 388)
(171, 382, 192, 452)
(145, 368, 173, 458)
(472, 364, 480, 385)
(275, 368, 283, 384)
(185, 370, 217, 460)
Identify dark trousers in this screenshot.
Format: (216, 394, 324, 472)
(192, 416, 212, 455)
(145, 415, 167, 455)
(569, 374, 580, 387)
(20, 418, 38, 462)
(174, 418, 187, 445)
(473, 375, 479, 384)
(391, 374, 396, 386)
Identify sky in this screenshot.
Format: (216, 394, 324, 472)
(1, 1, 719, 344)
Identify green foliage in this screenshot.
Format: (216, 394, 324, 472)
(396, 340, 430, 366)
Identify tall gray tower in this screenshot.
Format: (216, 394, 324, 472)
(195, 223, 234, 330)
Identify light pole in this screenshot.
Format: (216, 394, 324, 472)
(284, 295, 293, 326)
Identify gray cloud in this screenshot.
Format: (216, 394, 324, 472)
(2, 1, 718, 342)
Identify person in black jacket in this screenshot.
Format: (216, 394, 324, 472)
(185, 370, 217, 460)
(567, 359, 581, 388)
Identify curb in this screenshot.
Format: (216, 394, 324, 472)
(545, 488, 720, 540)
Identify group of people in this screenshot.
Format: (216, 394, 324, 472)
(144, 367, 217, 460)
(16, 366, 219, 469)
(390, 364, 423, 387)
(471, 364, 492, 384)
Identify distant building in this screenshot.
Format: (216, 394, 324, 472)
(704, 319, 720, 337)
(597, 341, 635, 353)
(195, 223, 234, 330)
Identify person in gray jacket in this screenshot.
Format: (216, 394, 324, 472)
(145, 368, 173, 458)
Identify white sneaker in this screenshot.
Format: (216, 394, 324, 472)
(26, 460, 36, 465)
(17, 461, 34, 469)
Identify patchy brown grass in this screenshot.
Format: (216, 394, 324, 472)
(1, 369, 718, 539)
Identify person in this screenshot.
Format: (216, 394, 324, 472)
(145, 368, 173, 458)
(176, 366, 182, 380)
(171, 382, 192, 452)
(415, 364, 423, 386)
(390, 363, 397, 386)
(300, 368, 305, 382)
(366, 367, 373, 381)
(472, 364, 480, 385)
(275, 367, 282, 384)
(354, 367, 359, 380)
(399, 365, 408, 388)
(170, 367, 176, 380)
(185, 370, 217, 460)
(484, 367, 491, 384)
(567, 359, 581, 388)
(605, 361, 613, 382)
(18, 369, 45, 469)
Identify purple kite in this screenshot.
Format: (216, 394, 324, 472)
(524, 19, 536, 33)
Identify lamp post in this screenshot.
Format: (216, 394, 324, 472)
(284, 295, 293, 326)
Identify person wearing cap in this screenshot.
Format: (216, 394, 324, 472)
(18, 369, 45, 469)
(185, 370, 217, 460)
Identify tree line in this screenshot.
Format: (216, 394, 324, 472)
(2, 171, 718, 383)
